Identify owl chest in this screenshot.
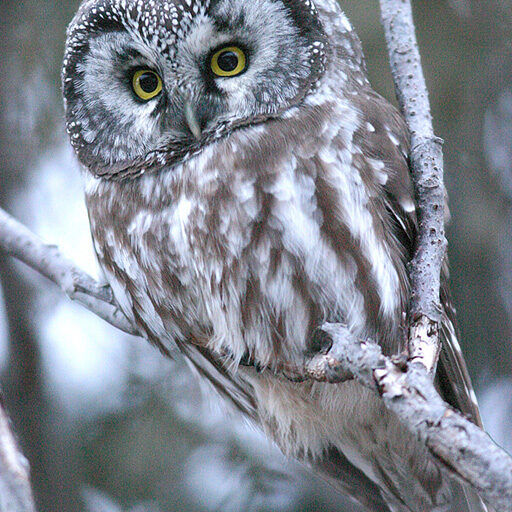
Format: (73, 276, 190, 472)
(149, 173, 341, 362)
(88, 156, 408, 465)
(90, 161, 368, 363)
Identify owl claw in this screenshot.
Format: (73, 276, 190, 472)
(303, 324, 356, 383)
(307, 326, 334, 355)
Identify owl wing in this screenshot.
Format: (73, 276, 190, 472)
(307, 89, 487, 511)
(351, 88, 482, 425)
(437, 276, 483, 425)
(179, 341, 258, 420)
(312, 447, 393, 512)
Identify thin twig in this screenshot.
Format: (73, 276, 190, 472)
(379, 0, 446, 373)
(0, 395, 36, 512)
(0, 207, 138, 337)
(305, 323, 512, 512)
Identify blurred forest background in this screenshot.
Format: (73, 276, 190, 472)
(1, 1, 511, 511)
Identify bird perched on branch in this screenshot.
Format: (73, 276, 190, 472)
(63, 0, 488, 510)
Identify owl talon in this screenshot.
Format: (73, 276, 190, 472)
(392, 352, 409, 370)
(303, 324, 355, 383)
(307, 326, 334, 355)
(239, 352, 265, 373)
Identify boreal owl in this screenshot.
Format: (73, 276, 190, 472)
(62, 0, 489, 510)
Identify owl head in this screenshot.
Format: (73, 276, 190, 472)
(62, 0, 328, 179)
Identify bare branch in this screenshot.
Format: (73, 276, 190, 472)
(0, 395, 36, 512)
(0, 207, 138, 337)
(305, 323, 512, 512)
(379, 0, 446, 373)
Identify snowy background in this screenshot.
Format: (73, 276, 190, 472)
(1, 1, 511, 511)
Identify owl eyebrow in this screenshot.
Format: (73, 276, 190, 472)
(212, 11, 246, 33)
(113, 46, 155, 66)
(113, 46, 141, 62)
(115, 45, 143, 59)
(114, 47, 139, 64)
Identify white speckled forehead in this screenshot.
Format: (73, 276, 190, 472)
(65, 0, 323, 54)
(66, 0, 210, 58)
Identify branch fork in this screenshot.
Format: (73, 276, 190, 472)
(303, 322, 512, 511)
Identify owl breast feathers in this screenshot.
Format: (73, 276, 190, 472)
(63, 1, 488, 510)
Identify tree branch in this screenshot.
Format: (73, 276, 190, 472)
(0, 207, 138, 337)
(305, 323, 512, 512)
(0, 394, 36, 512)
(379, 0, 446, 373)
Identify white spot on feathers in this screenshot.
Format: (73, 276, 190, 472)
(400, 198, 416, 213)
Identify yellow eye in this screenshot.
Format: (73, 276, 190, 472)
(132, 69, 162, 100)
(211, 46, 247, 77)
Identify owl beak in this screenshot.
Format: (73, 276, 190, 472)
(184, 101, 202, 140)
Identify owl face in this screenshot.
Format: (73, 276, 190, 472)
(63, 0, 327, 179)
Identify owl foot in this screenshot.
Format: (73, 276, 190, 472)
(303, 323, 355, 384)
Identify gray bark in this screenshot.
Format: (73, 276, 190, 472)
(306, 323, 512, 512)
(0, 208, 137, 337)
(380, 0, 446, 373)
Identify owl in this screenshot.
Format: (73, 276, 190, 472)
(62, 0, 488, 510)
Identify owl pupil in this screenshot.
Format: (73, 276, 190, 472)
(139, 72, 158, 93)
(217, 51, 239, 72)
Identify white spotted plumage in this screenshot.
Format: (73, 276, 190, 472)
(64, 1, 488, 510)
